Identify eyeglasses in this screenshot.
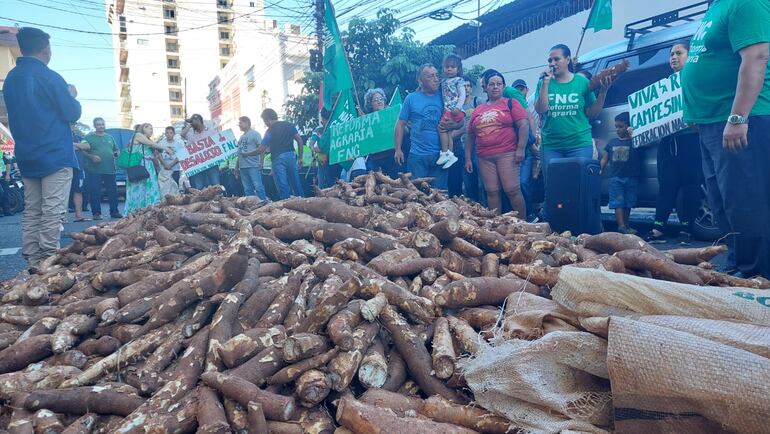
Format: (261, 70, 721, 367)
(371, 96, 385, 102)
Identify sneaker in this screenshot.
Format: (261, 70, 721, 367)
(93, 214, 102, 221)
(436, 151, 450, 166)
(110, 212, 124, 219)
(442, 153, 458, 169)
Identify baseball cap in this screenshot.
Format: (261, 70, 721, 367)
(512, 79, 528, 89)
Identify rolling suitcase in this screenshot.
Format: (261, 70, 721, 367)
(545, 157, 602, 235)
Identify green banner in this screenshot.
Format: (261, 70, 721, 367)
(322, 0, 354, 110)
(328, 104, 400, 165)
(586, 0, 612, 32)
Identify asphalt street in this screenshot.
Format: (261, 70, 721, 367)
(0, 203, 728, 281)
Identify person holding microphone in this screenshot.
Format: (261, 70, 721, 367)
(534, 43, 611, 213)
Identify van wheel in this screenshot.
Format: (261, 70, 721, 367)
(692, 191, 722, 242)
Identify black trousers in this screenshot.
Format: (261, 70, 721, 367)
(654, 133, 703, 228)
(699, 116, 770, 278)
(88, 172, 119, 215)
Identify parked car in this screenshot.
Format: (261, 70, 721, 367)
(576, 1, 720, 240)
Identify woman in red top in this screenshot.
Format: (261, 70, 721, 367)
(465, 69, 530, 216)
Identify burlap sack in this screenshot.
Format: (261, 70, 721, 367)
(502, 292, 581, 340)
(607, 316, 770, 434)
(552, 267, 770, 325)
(461, 331, 612, 433)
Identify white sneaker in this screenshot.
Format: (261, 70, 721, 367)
(436, 151, 450, 165)
(442, 153, 458, 169)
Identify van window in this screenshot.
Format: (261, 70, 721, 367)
(604, 46, 672, 106)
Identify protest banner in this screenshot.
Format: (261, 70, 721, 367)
(177, 129, 238, 177)
(328, 104, 400, 165)
(628, 71, 686, 147)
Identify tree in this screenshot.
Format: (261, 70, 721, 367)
(283, 9, 484, 131)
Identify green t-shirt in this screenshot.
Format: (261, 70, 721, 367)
(503, 86, 529, 109)
(682, 0, 770, 124)
(83, 133, 117, 174)
(535, 74, 596, 150)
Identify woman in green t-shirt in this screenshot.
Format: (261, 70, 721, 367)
(646, 42, 703, 244)
(534, 44, 611, 178)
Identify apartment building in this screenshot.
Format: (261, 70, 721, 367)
(106, 0, 264, 129)
(208, 21, 312, 134)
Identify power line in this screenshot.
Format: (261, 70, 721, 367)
(0, 0, 297, 37)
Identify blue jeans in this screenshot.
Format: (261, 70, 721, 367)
(608, 177, 639, 209)
(272, 152, 305, 200)
(699, 117, 770, 278)
(407, 152, 449, 190)
(541, 145, 593, 216)
(519, 145, 537, 217)
(190, 166, 221, 190)
(239, 166, 266, 200)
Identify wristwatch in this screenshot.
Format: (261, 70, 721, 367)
(727, 114, 748, 125)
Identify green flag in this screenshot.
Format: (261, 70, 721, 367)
(389, 86, 402, 106)
(322, 0, 354, 110)
(586, 0, 612, 32)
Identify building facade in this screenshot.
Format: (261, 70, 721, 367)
(0, 27, 21, 130)
(106, 0, 265, 129)
(207, 22, 312, 134)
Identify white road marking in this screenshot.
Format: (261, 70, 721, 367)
(0, 248, 21, 256)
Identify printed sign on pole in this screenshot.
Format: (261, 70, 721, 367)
(628, 71, 687, 147)
(327, 104, 401, 165)
(177, 129, 238, 177)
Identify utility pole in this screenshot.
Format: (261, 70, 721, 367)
(314, 0, 324, 71)
(476, 0, 480, 53)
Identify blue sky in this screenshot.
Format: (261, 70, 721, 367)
(1, 0, 493, 126)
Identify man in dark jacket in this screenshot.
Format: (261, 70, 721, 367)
(2, 28, 82, 267)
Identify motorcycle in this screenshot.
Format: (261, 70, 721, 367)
(3, 168, 24, 215)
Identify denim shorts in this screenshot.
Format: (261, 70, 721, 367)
(608, 176, 639, 209)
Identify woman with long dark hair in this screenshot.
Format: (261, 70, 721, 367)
(534, 44, 611, 210)
(646, 42, 702, 243)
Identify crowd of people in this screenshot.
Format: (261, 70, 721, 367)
(3, 0, 769, 279)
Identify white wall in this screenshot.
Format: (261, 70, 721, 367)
(209, 28, 312, 136)
(465, 0, 696, 92)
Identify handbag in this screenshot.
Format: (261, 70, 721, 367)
(117, 133, 145, 169)
(124, 139, 150, 182)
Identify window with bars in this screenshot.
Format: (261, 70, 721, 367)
(245, 65, 255, 89)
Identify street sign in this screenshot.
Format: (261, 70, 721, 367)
(327, 104, 400, 165)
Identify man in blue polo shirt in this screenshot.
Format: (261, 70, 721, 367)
(2, 28, 81, 267)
